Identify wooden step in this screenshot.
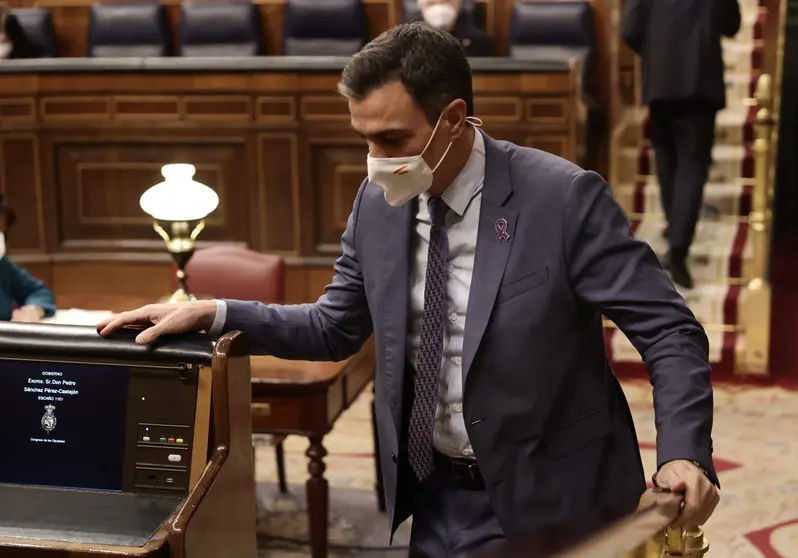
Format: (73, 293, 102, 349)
(631, 219, 751, 281)
(605, 327, 740, 377)
(619, 145, 753, 185)
(635, 105, 755, 147)
(615, 180, 753, 218)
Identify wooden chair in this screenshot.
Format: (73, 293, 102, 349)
(182, 245, 289, 493)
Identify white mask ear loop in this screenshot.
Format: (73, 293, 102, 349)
(420, 113, 445, 156)
(428, 115, 482, 173)
(430, 142, 454, 173)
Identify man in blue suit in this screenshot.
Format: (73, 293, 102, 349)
(100, 22, 719, 557)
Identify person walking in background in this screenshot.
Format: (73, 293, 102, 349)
(621, 0, 741, 289)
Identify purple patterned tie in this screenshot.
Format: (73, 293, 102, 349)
(407, 196, 449, 482)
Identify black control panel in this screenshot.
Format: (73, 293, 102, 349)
(0, 358, 202, 496)
(124, 365, 200, 494)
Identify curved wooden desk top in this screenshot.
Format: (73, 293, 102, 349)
(250, 338, 374, 388)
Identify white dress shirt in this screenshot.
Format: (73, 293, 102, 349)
(210, 131, 486, 460)
(407, 130, 485, 460)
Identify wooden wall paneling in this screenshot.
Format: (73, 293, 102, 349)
(38, 126, 61, 255)
(257, 1, 285, 56)
(311, 139, 367, 254)
(283, 261, 310, 303)
(490, 0, 513, 56)
(306, 264, 336, 301)
(0, 97, 37, 121)
(183, 96, 253, 121)
(51, 260, 174, 308)
(112, 95, 183, 121)
(0, 134, 47, 252)
(19, 261, 54, 288)
(0, 65, 581, 306)
(474, 96, 524, 123)
(41, 95, 110, 121)
(257, 131, 301, 254)
(49, 131, 250, 250)
(524, 134, 570, 159)
(362, 0, 397, 39)
(256, 96, 296, 123)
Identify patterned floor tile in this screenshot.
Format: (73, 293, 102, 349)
(258, 382, 798, 557)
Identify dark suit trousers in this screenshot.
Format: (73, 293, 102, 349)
(408, 456, 505, 557)
(649, 100, 718, 257)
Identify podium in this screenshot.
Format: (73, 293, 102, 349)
(0, 322, 257, 558)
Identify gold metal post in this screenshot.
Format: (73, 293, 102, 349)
(152, 219, 207, 303)
(738, 74, 774, 375)
(663, 526, 709, 557)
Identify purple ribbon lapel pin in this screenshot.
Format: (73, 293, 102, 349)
(495, 218, 511, 243)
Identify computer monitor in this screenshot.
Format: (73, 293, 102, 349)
(0, 323, 238, 552)
(0, 357, 206, 494)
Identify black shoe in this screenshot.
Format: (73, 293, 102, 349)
(666, 254, 694, 290)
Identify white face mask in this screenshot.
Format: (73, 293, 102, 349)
(423, 4, 459, 30)
(0, 41, 12, 60)
(366, 115, 482, 207)
(0, 232, 6, 258)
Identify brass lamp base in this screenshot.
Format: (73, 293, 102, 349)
(168, 288, 197, 304)
(152, 219, 206, 304)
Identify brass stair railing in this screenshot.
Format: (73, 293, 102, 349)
(476, 489, 709, 557)
(561, 489, 709, 558)
(738, 73, 775, 375)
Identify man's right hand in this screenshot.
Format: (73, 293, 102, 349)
(97, 300, 218, 345)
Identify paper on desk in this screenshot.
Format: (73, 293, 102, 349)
(43, 309, 116, 327)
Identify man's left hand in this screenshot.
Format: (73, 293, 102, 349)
(655, 459, 719, 528)
(11, 306, 45, 323)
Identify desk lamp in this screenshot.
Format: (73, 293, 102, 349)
(140, 164, 219, 303)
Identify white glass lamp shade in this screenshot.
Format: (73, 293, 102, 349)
(139, 164, 219, 221)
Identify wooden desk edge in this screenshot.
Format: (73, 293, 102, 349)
(250, 338, 375, 389)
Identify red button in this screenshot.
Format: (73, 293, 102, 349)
(168, 437, 175, 443)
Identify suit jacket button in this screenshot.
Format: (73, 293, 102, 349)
(391, 453, 397, 463)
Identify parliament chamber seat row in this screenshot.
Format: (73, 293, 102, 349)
(6, 0, 596, 86)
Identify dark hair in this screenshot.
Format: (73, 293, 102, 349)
(338, 22, 474, 125)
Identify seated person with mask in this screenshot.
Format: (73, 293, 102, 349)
(0, 2, 33, 59)
(417, 0, 493, 56)
(0, 196, 56, 322)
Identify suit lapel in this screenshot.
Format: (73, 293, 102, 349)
(379, 198, 414, 433)
(462, 134, 516, 385)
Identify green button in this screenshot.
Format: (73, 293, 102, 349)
(159, 437, 167, 442)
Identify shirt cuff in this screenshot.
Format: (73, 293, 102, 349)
(208, 299, 227, 338)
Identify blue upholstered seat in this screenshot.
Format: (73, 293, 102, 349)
(509, 1, 596, 98)
(8, 8, 57, 58)
(87, 3, 169, 58)
(283, 0, 365, 56)
(179, 1, 263, 57)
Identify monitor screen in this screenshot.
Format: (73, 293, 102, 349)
(0, 359, 130, 491)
